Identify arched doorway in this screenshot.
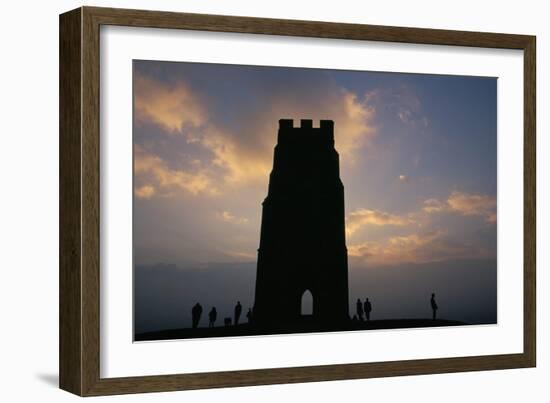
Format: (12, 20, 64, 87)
(301, 289, 313, 316)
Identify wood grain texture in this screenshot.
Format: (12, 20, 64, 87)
(59, 8, 82, 396)
(86, 6, 532, 49)
(59, 6, 537, 396)
(81, 7, 101, 396)
(523, 38, 536, 366)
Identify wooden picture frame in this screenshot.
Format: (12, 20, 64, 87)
(59, 6, 536, 396)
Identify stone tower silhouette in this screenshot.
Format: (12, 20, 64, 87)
(253, 119, 349, 328)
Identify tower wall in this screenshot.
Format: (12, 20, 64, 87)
(253, 119, 349, 328)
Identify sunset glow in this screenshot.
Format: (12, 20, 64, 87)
(133, 60, 497, 334)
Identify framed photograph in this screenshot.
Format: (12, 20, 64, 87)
(59, 6, 536, 396)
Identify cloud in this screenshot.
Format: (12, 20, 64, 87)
(422, 198, 447, 213)
(367, 86, 428, 129)
(335, 90, 376, 163)
(395, 90, 428, 128)
(134, 72, 378, 191)
(134, 73, 206, 133)
(423, 191, 496, 223)
(346, 208, 414, 237)
(346, 191, 497, 265)
(195, 88, 376, 184)
(222, 250, 256, 261)
(193, 126, 273, 186)
(447, 191, 496, 223)
(398, 110, 429, 128)
(348, 230, 492, 266)
(135, 184, 156, 199)
(134, 145, 218, 196)
(398, 109, 412, 124)
(217, 211, 249, 225)
(398, 174, 410, 183)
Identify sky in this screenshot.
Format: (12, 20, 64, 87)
(133, 60, 497, 335)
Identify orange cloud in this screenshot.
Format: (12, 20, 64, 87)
(422, 198, 447, 213)
(447, 191, 496, 222)
(336, 90, 376, 163)
(134, 73, 206, 133)
(134, 184, 156, 199)
(217, 210, 249, 225)
(197, 89, 377, 185)
(134, 145, 218, 196)
(348, 230, 492, 266)
(133, 74, 378, 190)
(197, 127, 272, 186)
(346, 208, 414, 237)
(423, 191, 496, 223)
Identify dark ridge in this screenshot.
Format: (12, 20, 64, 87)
(135, 318, 468, 342)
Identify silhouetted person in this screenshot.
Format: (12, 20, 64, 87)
(364, 298, 372, 321)
(191, 302, 203, 329)
(356, 298, 364, 321)
(224, 317, 232, 327)
(234, 301, 242, 325)
(246, 308, 253, 323)
(431, 293, 438, 320)
(208, 307, 217, 328)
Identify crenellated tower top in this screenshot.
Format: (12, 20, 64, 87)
(277, 119, 334, 146)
